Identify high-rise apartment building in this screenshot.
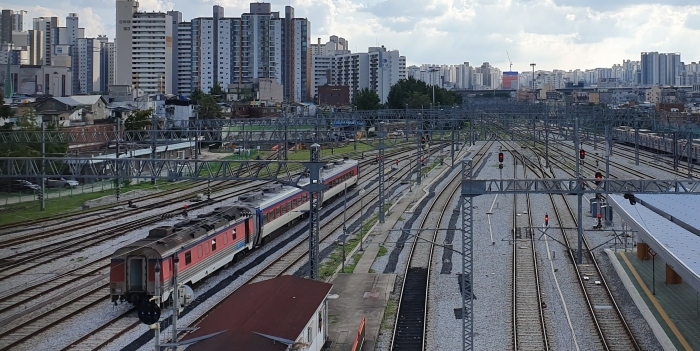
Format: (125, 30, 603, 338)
(12, 10, 26, 31)
(177, 22, 192, 94)
(27, 29, 43, 65)
(32, 16, 58, 66)
(0, 10, 13, 43)
(641, 52, 683, 86)
(115, 0, 138, 86)
(98, 36, 114, 92)
(287, 16, 310, 101)
(131, 12, 173, 94)
(76, 37, 101, 94)
(167, 10, 182, 93)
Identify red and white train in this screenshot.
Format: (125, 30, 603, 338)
(110, 158, 359, 305)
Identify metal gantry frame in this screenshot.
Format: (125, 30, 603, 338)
(459, 157, 700, 351)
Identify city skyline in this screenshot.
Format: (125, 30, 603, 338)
(4, 0, 700, 71)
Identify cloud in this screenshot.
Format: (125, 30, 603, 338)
(1, 0, 700, 71)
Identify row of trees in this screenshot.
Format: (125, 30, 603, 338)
(353, 77, 463, 111)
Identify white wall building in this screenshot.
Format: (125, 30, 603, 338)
(32, 16, 57, 66)
(115, 0, 138, 86)
(131, 12, 173, 94)
(176, 21, 192, 94)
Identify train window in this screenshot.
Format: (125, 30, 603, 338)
(232, 230, 237, 240)
(185, 251, 192, 265)
(282, 204, 286, 215)
(292, 199, 297, 208)
(205, 243, 209, 254)
(198, 246, 203, 258)
(277, 208, 281, 217)
(211, 239, 217, 251)
(224, 234, 228, 244)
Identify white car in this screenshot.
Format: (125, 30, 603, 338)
(47, 178, 80, 188)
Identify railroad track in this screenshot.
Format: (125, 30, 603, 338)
(516, 147, 641, 351)
(390, 140, 494, 351)
(63, 144, 449, 351)
(510, 146, 550, 351)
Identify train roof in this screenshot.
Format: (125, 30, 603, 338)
(237, 158, 358, 210)
(115, 206, 251, 257)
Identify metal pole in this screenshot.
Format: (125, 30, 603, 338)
(451, 120, 455, 166)
(342, 184, 347, 273)
(154, 262, 161, 351)
(40, 122, 45, 211)
(634, 122, 640, 166)
(116, 117, 121, 201)
(151, 112, 157, 185)
(360, 189, 365, 251)
(688, 131, 693, 178)
(652, 255, 656, 295)
(378, 122, 385, 223)
(545, 117, 549, 168)
(461, 157, 474, 351)
(171, 256, 179, 350)
(308, 144, 322, 279)
(575, 116, 583, 265)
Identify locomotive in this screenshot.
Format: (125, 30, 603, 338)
(110, 158, 359, 305)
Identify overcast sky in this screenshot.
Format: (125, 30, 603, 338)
(7, 0, 700, 72)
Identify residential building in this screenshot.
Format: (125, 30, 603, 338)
(1, 10, 12, 43)
(167, 10, 182, 93)
(32, 16, 58, 66)
(12, 10, 27, 32)
(12, 30, 28, 46)
(131, 12, 173, 94)
(176, 22, 192, 94)
(641, 52, 682, 86)
(27, 29, 43, 65)
(76, 38, 101, 94)
(310, 35, 349, 56)
(98, 36, 113, 92)
(311, 54, 333, 100)
(115, 0, 138, 86)
(283, 7, 311, 102)
(368, 46, 401, 103)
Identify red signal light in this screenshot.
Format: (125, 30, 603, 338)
(597, 213, 602, 219)
(421, 137, 426, 144)
(544, 214, 549, 226)
(594, 171, 603, 185)
(498, 152, 504, 163)
(579, 149, 585, 160)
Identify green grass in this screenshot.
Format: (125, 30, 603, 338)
(344, 253, 363, 273)
(377, 246, 388, 257)
(286, 143, 374, 161)
(319, 213, 380, 280)
(0, 180, 188, 226)
(381, 297, 398, 330)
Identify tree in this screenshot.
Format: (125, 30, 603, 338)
(197, 95, 224, 119)
(209, 82, 224, 98)
(190, 88, 204, 103)
(387, 77, 462, 109)
(0, 105, 14, 119)
(353, 88, 381, 110)
(16, 107, 38, 129)
(124, 109, 153, 131)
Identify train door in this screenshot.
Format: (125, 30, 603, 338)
(245, 218, 251, 244)
(127, 256, 147, 292)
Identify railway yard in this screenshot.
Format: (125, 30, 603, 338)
(1, 122, 700, 351)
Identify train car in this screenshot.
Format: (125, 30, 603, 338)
(110, 159, 359, 305)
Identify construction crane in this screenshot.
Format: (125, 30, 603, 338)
(506, 51, 513, 72)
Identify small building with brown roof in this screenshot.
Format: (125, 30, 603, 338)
(182, 275, 333, 351)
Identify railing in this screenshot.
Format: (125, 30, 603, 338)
(350, 316, 365, 351)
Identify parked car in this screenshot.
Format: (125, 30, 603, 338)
(2, 180, 40, 192)
(47, 178, 79, 188)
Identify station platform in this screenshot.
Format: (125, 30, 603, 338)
(608, 249, 699, 351)
(326, 273, 395, 351)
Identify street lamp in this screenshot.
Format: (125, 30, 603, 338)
(530, 63, 536, 90)
(429, 68, 439, 106)
(359, 188, 366, 251)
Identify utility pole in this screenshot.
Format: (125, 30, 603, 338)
(40, 122, 45, 211)
(151, 112, 157, 185)
(116, 117, 121, 201)
(530, 63, 536, 91)
(575, 116, 583, 265)
(154, 262, 161, 351)
(171, 256, 179, 350)
(378, 122, 386, 223)
(342, 184, 347, 273)
(359, 188, 365, 252)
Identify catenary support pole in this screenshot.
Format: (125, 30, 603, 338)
(575, 116, 583, 265)
(460, 157, 474, 351)
(151, 112, 157, 185)
(171, 256, 179, 350)
(116, 117, 121, 201)
(40, 122, 45, 211)
(342, 184, 347, 272)
(307, 144, 323, 279)
(154, 262, 161, 351)
(379, 122, 386, 223)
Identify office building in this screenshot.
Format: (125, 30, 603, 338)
(0, 10, 12, 43)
